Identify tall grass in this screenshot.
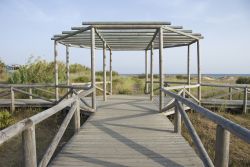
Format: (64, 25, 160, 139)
(8, 59, 66, 84)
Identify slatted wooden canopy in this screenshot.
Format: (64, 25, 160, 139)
(52, 22, 203, 51)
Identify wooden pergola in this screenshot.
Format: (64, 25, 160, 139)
(52, 21, 203, 112)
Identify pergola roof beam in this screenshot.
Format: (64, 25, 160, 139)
(61, 29, 192, 34)
(52, 22, 203, 50)
(82, 21, 171, 25)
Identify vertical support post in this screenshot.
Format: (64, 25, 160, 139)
(215, 125, 230, 167)
(197, 40, 201, 103)
(29, 88, 32, 99)
(159, 27, 164, 112)
(150, 42, 154, 101)
(91, 27, 96, 110)
(54, 41, 59, 101)
(22, 125, 37, 167)
(73, 98, 81, 133)
(10, 86, 15, 112)
(103, 42, 107, 101)
(243, 87, 248, 114)
(229, 87, 232, 100)
(145, 50, 149, 94)
(109, 49, 113, 95)
(187, 45, 191, 92)
(174, 101, 181, 133)
(66, 45, 70, 98)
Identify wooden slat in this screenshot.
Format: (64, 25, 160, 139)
(50, 95, 204, 167)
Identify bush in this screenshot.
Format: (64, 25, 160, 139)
(96, 71, 119, 76)
(176, 75, 187, 80)
(0, 111, 14, 130)
(0, 59, 5, 74)
(8, 59, 66, 84)
(73, 76, 89, 83)
(236, 77, 250, 84)
(70, 64, 90, 73)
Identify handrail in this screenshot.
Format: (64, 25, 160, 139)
(162, 87, 250, 143)
(164, 81, 250, 90)
(0, 88, 93, 167)
(0, 83, 93, 90)
(175, 101, 214, 167)
(0, 97, 76, 145)
(162, 87, 250, 167)
(163, 84, 199, 90)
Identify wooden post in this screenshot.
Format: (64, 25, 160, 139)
(10, 87, 15, 112)
(54, 41, 59, 101)
(197, 41, 201, 103)
(215, 125, 230, 167)
(109, 49, 113, 95)
(187, 45, 191, 92)
(159, 27, 164, 112)
(103, 42, 107, 101)
(174, 101, 181, 133)
(29, 88, 32, 99)
(243, 87, 248, 114)
(66, 45, 70, 98)
(91, 27, 96, 110)
(145, 50, 149, 94)
(150, 42, 154, 101)
(229, 87, 232, 100)
(73, 98, 81, 133)
(22, 125, 37, 167)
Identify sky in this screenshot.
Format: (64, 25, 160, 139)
(0, 0, 249, 74)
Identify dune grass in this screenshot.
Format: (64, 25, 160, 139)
(181, 111, 250, 167)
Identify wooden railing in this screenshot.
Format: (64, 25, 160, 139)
(161, 84, 200, 113)
(161, 87, 250, 167)
(0, 83, 94, 112)
(0, 87, 93, 167)
(164, 81, 249, 113)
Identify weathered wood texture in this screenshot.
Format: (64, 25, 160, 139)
(50, 95, 204, 167)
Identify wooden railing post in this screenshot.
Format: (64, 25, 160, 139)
(243, 87, 248, 114)
(29, 88, 33, 99)
(109, 49, 113, 95)
(10, 87, 15, 112)
(215, 125, 230, 167)
(22, 124, 37, 167)
(91, 27, 96, 110)
(174, 100, 181, 133)
(103, 42, 107, 101)
(145, 50, 149, 94)
(229, 87, 232, 100)
(73, 98, 81, 133)
(150, 42, 154, 101)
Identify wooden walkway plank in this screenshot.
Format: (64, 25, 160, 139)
(49, 95, 204, 167)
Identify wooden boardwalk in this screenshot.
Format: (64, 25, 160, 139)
(50, 95, 203, 167)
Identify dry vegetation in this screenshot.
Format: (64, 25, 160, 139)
(181, 111, 250, 167)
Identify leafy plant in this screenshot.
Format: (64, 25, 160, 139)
(0, 111, 14, 130)
(236, 77, 250, 84)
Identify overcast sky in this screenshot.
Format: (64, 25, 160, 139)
(0, 0, 249, 74)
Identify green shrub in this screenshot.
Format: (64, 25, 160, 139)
(8, 59, 66, 84)
(0, 59, 5, 74)
(236, 77, 250, 84)
(96, 71, 119, 76)
(73, 76, 89, 83)
(176, 75, 187, 80)
(0, 111, 14, 130)
(70, 64, 90, 73)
